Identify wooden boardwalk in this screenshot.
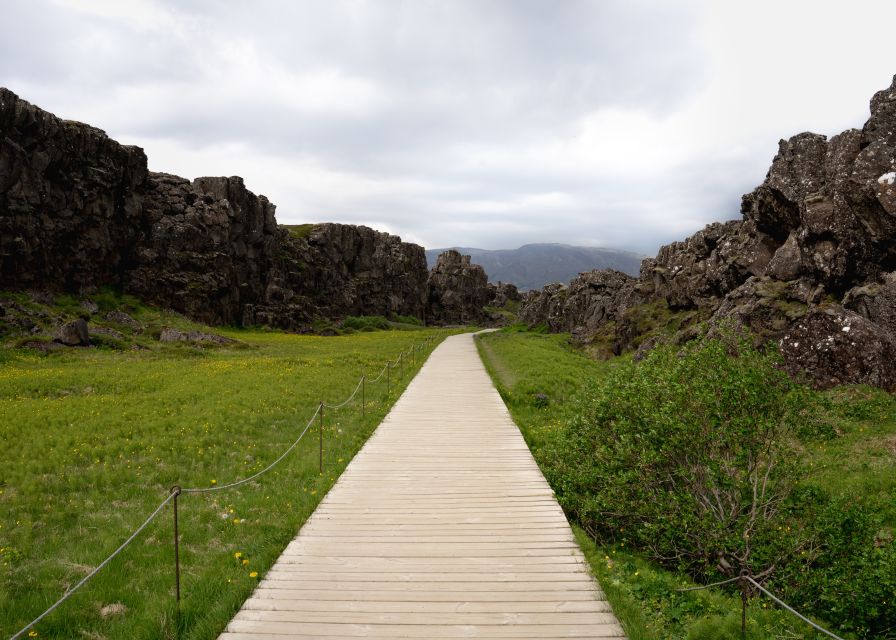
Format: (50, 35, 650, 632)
(220, 333, 625, 639)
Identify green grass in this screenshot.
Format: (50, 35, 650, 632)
(800, 386, 896, 529)
(476, 329, 894, 639)
(1, 322, 456, 639)
(282, 223, 316, 239)
(476, 330, 613, 452)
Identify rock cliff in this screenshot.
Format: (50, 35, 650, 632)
(427, 250, 492, 324)
(1, 87, 147, 291)
(521, 75, 896, 389)
(0, 88, 432, 330)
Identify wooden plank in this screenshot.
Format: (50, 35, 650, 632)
(233, 610, 620, 625)
(241, 600, 612, 613)
(223, 620, 626, 637)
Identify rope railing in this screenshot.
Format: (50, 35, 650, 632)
(180, 406, 321, 494)
(322, 377, 364, 410)
(9, 334, 438, 640)
(676, 572, 846, 640)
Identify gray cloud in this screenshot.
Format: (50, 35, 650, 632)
(2, 0, 895, 254)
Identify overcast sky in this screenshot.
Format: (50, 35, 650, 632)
(2, 0, 895, 254)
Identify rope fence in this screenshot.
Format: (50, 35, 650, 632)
(9, 334, 438, 640)
(675, 572, 846, 640)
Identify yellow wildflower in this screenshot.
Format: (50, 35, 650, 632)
(234, 552, 242, 559)
(242, 559, 249, 566)
(211, 479, 217, 485)
(249, 571, 258, 578)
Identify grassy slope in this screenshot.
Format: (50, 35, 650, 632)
(0, 313, 454, 639)
(476, 330, 895, 640)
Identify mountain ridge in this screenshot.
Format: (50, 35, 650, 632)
(425, 244, 644, 290)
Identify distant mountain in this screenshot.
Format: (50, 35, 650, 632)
(425, 244, 645, 291)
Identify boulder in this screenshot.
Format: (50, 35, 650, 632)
(105, 310, 142, 331)
(779, 306, 896, 390)
(54, 319, 89, 346)
(158, 327, 234, 345)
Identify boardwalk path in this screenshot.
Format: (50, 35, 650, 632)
(220, 333, 625, 639)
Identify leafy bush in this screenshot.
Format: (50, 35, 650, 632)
(547, 333, 811, 580)
(341, 315, 390, 332)
(390, 314, 423, 326)
(775, 494, 896, 638)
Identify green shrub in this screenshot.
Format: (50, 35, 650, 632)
(341, 316, 390, 332)
(775, 495, 896, 638)
(548, 333, 810, 581)
(390, 314, 423, 326)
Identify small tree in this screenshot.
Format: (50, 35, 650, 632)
(549, 332, 808, 580)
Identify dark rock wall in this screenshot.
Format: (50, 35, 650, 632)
(246, 223, 429, 328)
(0, 88, 437, 328)
(0, 87, 147, 290)
(427, 250, 492, 324)
(521, 74, 896, 390)
(126, 172, 280, 325)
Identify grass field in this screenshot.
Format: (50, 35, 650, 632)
(0, 317, 453, 639)
(476, 329, 896, 640)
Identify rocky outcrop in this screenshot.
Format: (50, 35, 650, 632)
(54, 319, 89, 346)
(125, 172, 280, 325)
(519, 269, 642, 334)
(0, 88, 436, 330)
(488, 281, 520, 308)
(641, 220, 778, 309)
(246, 223, 429, 329)
(521, 74, 896, 389)
(427, 250, 491, 324)
(843, 271, 896, 334)
(779, 306, 896, 389)
(0, 87, 147, 291)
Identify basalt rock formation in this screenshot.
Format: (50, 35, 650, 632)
(0, 88, 148, 291)
(521, 75, 896, 389)
(246, 223, 428, 329)
(125, 172, 280, 326)
(0, 88, 433, 330)
(427, 250, 492, 325)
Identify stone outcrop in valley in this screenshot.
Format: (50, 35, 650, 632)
(0, 87, 437, 332)
(521, 75, 896, 389)
(427, 250, 492, 324)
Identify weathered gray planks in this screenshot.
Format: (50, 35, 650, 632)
(220, 333, 625, 639)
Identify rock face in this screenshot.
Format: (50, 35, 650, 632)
(246, 223, 429, 329)
(521, 75, 896, 390)
(126, 172, 280, 325)
(519, 269, 642, 334)
(488, 281, 521, 308)
(779, 307, 896, 389)
(0, 88, 437, 329)
(1, 87, 147, 291)
(427, 250, 491, 324)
